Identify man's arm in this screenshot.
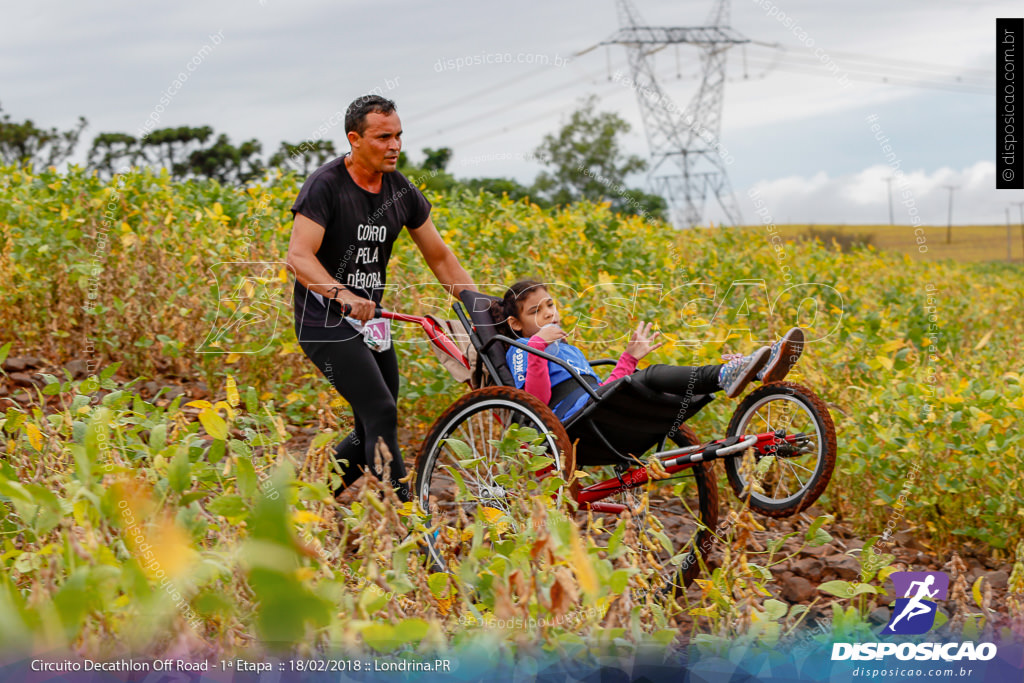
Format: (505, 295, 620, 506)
(285, 212, 376, 320)
(408, 215, 476, 297)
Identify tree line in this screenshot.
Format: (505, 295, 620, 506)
(0, 96, 666, 220)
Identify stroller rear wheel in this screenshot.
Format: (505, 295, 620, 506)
(415, 386, 572, 573)
(582, 425, 719, 595)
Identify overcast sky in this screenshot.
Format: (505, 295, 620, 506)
(2, 0, 1020, 225)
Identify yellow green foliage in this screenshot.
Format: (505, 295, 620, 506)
(2, 164, 1023, 657)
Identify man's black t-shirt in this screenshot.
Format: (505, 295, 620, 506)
(291, 155, 431, 330)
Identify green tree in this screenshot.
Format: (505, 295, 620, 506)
(398, 149, 459, 194)
(532, 95, 663, 220)
(140, 126, 213, 177)
(268, 139, 337, 175)
(186, 133, 263, 185)
(421, 147, 453, 172)
(618, 188, 668, 222)
(0, 102, 87, 167)
(87, 133, 142, 177)
(462, 177, 543, 205)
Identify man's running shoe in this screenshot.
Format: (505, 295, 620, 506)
(757, 327, 805, 383)
(718, 347, 771, 398)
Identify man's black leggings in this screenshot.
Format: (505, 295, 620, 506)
(298, 326, 410, 502)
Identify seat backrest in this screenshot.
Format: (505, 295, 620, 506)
(458, 289, 516, 387)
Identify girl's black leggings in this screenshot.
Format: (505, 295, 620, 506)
(630, 363, 724, 397)
(298, 326, 410, 502)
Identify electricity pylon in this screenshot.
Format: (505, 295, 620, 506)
(603, 0, 747, 227)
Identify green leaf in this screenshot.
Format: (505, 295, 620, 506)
(179, 491, 208, 506)
(3, 408, 26, 433)
(149, 424, 167, 453)
(762, 599, 788, 621)
(236, 456, 257, 498)
(99, 362, 122, 381)
(526, 455, 555, 471)
(818, 580, 855, 598)
(207, 439, 226, 464)
(805, 514, 834, 546)
(101, 390, 125, 407)
(608, 568, 631, 594)
(53, 569, 90, 639)
(168, 446, 192, 493)
(607, 521, 626, 556)
(79, 377, 100, 394)
(70, 443, 93, 486)
(746, 563, 772, 580)
(248, 567, 330, 644)
(767, 531, 798, 555)
(0, 342, 11, 366)
(391, 618, 430, 646)
(358, 586, 390, 615)
(443, 438, 472, 460)
(311, 431, 337, 451)
(207, 494, 248, 519)
(244, 386, 258, 413)
(427, 572, 450, 598)
(755, 455, 776, 476)
(361, 623, 397, 652)
(228, 438, 252, 457)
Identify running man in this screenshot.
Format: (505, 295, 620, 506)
(888, 574, 939, 630)
(286, 95, 475, 501)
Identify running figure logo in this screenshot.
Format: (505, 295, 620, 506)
(882, 571, 949, 635)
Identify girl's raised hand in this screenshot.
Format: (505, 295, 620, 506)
(535, 323, 567, 344)
(625, 321, 664, 361)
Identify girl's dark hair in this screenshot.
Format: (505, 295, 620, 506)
(489, 279, 546, 338)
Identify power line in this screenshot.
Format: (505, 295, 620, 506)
(408, 15, 993, 172)
(738, 45, 992, 91)
(414, 63, 628, 145)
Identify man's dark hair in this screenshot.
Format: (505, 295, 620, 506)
(345, 95, 397, 136)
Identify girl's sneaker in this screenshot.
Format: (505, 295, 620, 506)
(718, 347, 771, 398)
(757, 327, 805, 383)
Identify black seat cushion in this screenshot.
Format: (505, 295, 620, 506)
(564, 377, 714, 466)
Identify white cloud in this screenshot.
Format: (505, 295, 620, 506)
(736, 161, 1021, 226)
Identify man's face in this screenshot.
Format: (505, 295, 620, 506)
(350, 111, 402, 172)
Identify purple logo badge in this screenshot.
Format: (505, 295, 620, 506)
(883, 571, 948, 635)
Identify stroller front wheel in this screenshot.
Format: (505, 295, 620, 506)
(724, 381, 837, 517)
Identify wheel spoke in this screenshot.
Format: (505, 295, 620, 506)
(782, 458, 806, 489)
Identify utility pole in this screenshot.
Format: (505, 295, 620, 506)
(884, 177, 894, 225)
(1008, 207, 1013, 262)
(942, 185, 957, 245)
(1014, 201, 1024, 261)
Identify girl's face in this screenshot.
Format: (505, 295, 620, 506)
(508, 287, 559, 337)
